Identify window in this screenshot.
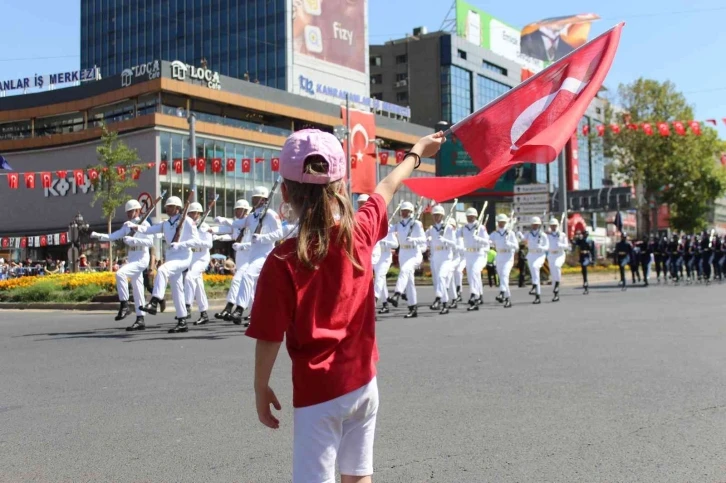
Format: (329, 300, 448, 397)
(441, 66, 472, 124)
(371, 93, 382, 100)
(370, 56, 381, 67)
(396, 91, 408, 103)
(482, 60, 507, 76)
(457, 49, 467, 60)
(395, 73, 408, 82)
(395, 54, 407, 64)
(476, 75, 510, 109)
(371, 74, 382, 85)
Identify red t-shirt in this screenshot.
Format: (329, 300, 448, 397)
(246, 193, 388, 408)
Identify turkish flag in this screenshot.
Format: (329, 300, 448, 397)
(657, 122, 670, 136)
(254, 157, 264, 165)
(189, 158, 197, 169)
(642, 123, 653, 135)
(88, 168, 99, 182)
(706, 119, 717, 126)
(117, 166, 126, 179)
(379, 152, 389, 165)
(56, 170, 67, 179)
(132, 166, 141, 180)
(241, 158, 251, 173)
(196, 158, 206, 173)
(673, 121, 686, 136)
(173, 159, 183, 174)
(351, 155, 358, 170)
(226, 158, 235, 172)
(212, 158, 222, 173)
(395, 150, 405, 164)
(609, 124, 621, 134)
(271, 157, 280, 172)
(596, 125, 605, 137)
(20, 237, 26, 248)
(24, 172, 36, 189)
(60, 232, 68, 244)
(7, 173, 18, 189)
(582, 124, 589, 136)
(74, 169, 85, 186)
(342, 107, 377, 194)
(721, 154, 726, 167)
(689, 121, 701, 136)
(41, 171, 52, 188)
(404, 23, 623, 201)
(159, 160, 168, 175)
(40, 235, 47, 247)
(147, 162, 154, 169)
(627, 123, 639, 131)
(1, 238, 7, 248)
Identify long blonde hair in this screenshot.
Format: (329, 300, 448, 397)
(282, 156, 361, 271)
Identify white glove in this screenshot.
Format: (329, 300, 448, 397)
(123, 236, 137, 246)
(212, 235, 222, 241)
(232, 242, 251, 251)
(170, 242, 184, 250)
(123, 221, 136, 228)
(252, 234, 261, 243)
(90, 231, 100, 239)
(214, 216, 225, 224)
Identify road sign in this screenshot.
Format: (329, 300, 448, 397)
(138, 192, 153, 215)
(514, 193, 549, 204)
(514, 203, 550, 214)
(514, 184, 549, 194)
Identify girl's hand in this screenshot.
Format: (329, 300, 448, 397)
(256, 386, 282, 429)
(414, 131, 447, 158)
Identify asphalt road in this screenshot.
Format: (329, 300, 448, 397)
(2, 281, 726, 482)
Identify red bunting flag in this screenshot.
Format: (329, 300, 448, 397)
(20, 237, 27, 248)
(173, 159, 183, 174)
(403, 24, 623, 201)
(132, 166, 141, 180)
(74, 169, 85, 186)
(159, 160, 168, 175)
(271, 157, 280, 172)
(241, 158, 251, 173)
(721, 154, 726, 167)
(40, 236, 47, 247)
(673, 121, 686, 136)
(379, 152, 389, 165)
(24, 173, 36, 189)
(609, 124, 620, 134)
(117, 166, 126, 179)
(1, 238, 7, 248)
(642, 123, 653, 135)
(41, 172, 52, 188)
(395, 150, 405, 164)
(657, 122, 670, 136)
(226, 158, 235, 172)
(189, 158, 197, 169)
(723, 118, 726, 126)
(7, 172, 18, 189)
(706, 119, 717, 126)
(60, 232, 68, 244)
(147, 162, 155, 169)
(56, 170, 67, 179)
(211, 158, 222, 173)
(582, 125, 590, 136)
(254, 157, 264, 164)
(689, 120, 701, 136)
(596, 125, 605, 137)
(627, 123, 639, 131)
(88, 168, 99, 182)
(196, 158, 206, 173)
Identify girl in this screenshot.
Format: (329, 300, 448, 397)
(246, 128, 444, 483)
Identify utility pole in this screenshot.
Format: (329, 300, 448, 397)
(188, 112, 197, 202)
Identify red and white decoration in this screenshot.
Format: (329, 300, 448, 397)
(584, 117, 723, 137)
(0, 231, 71, 249)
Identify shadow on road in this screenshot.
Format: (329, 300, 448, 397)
(20, 323, 248, 342)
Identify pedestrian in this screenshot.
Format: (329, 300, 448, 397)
(490, 214, 518, 308)
(426, 205, 457, 315)
(246, 128, 444, 483)
(184, 202, 213, 325)
(387, 201, 426, 318)
(90, 199, 154, 329)
(460, 207, 489, 310)
(575, 230, 595, 294)
(523, 216, 549, 304)
(546, 217, 569, 302)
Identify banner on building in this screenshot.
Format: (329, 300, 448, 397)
(520, 14, 600, 63)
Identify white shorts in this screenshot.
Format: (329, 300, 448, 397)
(293, 377, 379, 483)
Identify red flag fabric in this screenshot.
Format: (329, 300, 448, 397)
(673, 121, 686, 136)
(189, 158, 197, 169)
(41, 172, 52, 188)
(173, 159, 183, 174)
(379, 152, 389, 165)
(226, 158, 235, 172)
(20, 237, 27, 248)
(241, 158, 251, 173)
(657, 122, 670, 136)
(159, 160, 168, 175)
(351, 155, 358, 170)
(271, 157, 280, 172)
(596, 125, 605, 136)
(609, 124, 621, 134)
(627, 123, 639, 131)
(689, 120, 701, 136)
(56, 170, 67, 179)
(1, 238, 7, 248)
(147, 162, 154, 169)
(722, 118, 726, 126)
(706, 119, 717, 126)
(395, 150, 405, 164)
(341, 107, 377, 194)
(211, 158, 222, 173)
(88, 168, 99, 182)
(582, 125, 589, 136)
(116, 166, 126, 180)
(196, 158, 206, 173)
(642, 123, 653, 135)
(254, 157, 264, 164)
(132, 166, 141, 180)
(40, 236, 47, 247)
(74, 169, 85, 186)
(60, 232, 68, 244)
(721, 154, 726, 167)
(7, 173, 18, 189)
(403, 23, 623, 201)
(24, 173, 36, 189)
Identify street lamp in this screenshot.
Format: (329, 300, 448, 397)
(68, 212, 89, 273)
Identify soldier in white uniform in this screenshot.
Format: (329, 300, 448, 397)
(130, 196, 200, 333)
(184, 202, 213, 325)
(90, 199, 154, 330)
(490, 213, 519, 308)
(523, 216, 550, 304)
(451, 220, 466, 304)
(229, 186, 283, 326)
(211, 199, 250, 321)
(426, 205, 458, 314)
(387, 201, 425, 318)
(371, 205, 399, 314)
(460, 207, 489, 311)
(547, 217, 570, 302)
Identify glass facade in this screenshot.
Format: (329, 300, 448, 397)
(577, 117, 591, 189)
(590, 120, 606, 189)
(475, 74, 510, 110)
(575, 117, 607, 190)
(441, 66, 472, 124)
(80, 0, 287, 89)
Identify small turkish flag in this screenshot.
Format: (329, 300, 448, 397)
(657, 122, 670, 136)
(673, 121, 686, 136)
(706, 119, 717, 126)
(7, 173, 18, 189)
(74, 169, 85, 186)
(596, 125, 605, 137)
(721, 154, 726, 167)
(582, 125, 589, 136)
(241, 158, 251, 173)
(255, 157, 264, 164)
(379, 152, 389, 165)
(689, 121, 701, 136)
(627, 123, 639, 131)
(24, 173, 36, 189)
(226, 158, 235, 172)
(41, 172, 52, 188)
(132, 166, 141, 180)
(271, 157, 280, 172)
(189, 158, 197, 169)
(40, 236, 47, 247)
(196, 158, 206, 173)
(159, 160, 168, 175)
(212, 158, 222, 173)
(351, 155, 357, 170)
(173, 159, 183, 174)
(609, 124, 620, 134)
(117, 166, 126, 179)
(395, 151, 406, 164)
(147, 162, 154, 169)
(89, 168, 99, 182)
(404, 23, 623, 201)
(1, 238, 7, 248)
(56, 170, 67, 179)
(60, 232, 68, 244)
(642, 123, 653, 135)
(20, 237, 27, 248)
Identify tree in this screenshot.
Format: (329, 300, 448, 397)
(604, 78, 726, 234)
(90, 125, 146, 264)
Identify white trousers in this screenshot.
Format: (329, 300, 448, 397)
(374, 258, 393, 301)
(431, 254, 455, 303)
(153, 251, 192, 318)
(225, 252, 249, 304)
(527, 254, 547, 294)
(235, 255, 266, 310)
(395, 251, 422, 306)
(116, 256, 149, 316)
(548, 254, 566, 284)
(454, 257, 465, 287)
(465, 253, 486, 297)
(185, 255, 210, 312)
(496, 255, 514, 298)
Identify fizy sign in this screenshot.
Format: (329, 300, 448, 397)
(1, 67, 101, 92)
(171, 61, 221, 90)
(297, 75, 412, 117)
(121, 60, 161, 87)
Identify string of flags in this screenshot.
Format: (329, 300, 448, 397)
(584, 118, 726, 137)
(3, 163, 155, 190)
(1, 231, 69, 249)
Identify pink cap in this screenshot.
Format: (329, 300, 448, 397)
(280, 129, 346, 184)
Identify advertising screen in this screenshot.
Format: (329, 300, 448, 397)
(521, 14, 600, 62)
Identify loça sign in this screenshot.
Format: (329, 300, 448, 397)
(121, 60, 161, 87)
(170, 60, 221, 90)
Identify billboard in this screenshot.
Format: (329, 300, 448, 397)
(521, 14, 600, 62)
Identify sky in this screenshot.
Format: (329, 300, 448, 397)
(2, 0, 725, 135)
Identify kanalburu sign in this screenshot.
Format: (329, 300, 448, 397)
(0, 67, 101, 92)
(170, 60, 221, 90)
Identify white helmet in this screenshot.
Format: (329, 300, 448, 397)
(357, 194, 370, 204)
(188, 202, 203, 213)
(496, 213, 509, 223)
(165, 196, 183, 208)
(401, 201, 414, 212)
(432, 205, 446, 216)
(531, 216, 542, 226)
(465, 207, 478, 217)
(252, 186, 269, 199)
(234, 199, 251, 211)
(125, 199, 142, 212)
(549, 217, 559, 226)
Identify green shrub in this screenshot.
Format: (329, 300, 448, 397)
(5, 281, 57, 302)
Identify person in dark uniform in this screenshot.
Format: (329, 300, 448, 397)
(630, 238, 642, 284)
(700, 230, 713, 284)
(614, 233, 633, 290)
(639, 235, 654, 286)
(655, 235, 667, 284)
(575, 230, 595, 294)
(684, 235, 695, 284)
(516, 241, 528, 288)
(719, 235, 726, 281)
(693, 234, 703, 283)
(666, 234, 681, 284)
(712, 233, 722, 282)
